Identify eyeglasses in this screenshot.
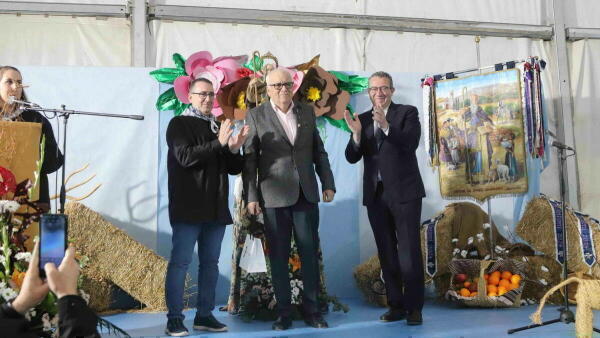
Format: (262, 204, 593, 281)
(190, 91, 215, 98)
(368, 86, 392, 93)
(267, 82, 293, 90)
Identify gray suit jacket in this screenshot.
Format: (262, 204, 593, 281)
(243, 101, 335, 208)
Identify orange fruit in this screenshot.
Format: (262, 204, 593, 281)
(470, 292, 478, 297)
(501, 271, 513, 280)
(488, 291, 498, 297)
(484, 273, 489, 280)
(464, 281, 471, 288)
(460, 288, 471, 297)
(511, 274, 522, 284)
(491, 271, 501, 279)
(487, 284, 498, 294)
(509, 282, 520, 290)
(499, 279, 511, 289)
(498, 286, 508, 296)
(488, 275, 500, 286)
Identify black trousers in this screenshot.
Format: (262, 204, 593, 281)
(367, 182, 424, 312)
(263, 191, 320, 317)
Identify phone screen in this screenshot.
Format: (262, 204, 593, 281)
(39, 214, 68, 277)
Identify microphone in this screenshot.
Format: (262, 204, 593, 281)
(8, 96, 39, 108)
(551, 140, 575, 151)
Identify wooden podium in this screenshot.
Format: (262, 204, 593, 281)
(0, 121, 42, 250)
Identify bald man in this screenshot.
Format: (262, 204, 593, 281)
(243, 69, 336, 330)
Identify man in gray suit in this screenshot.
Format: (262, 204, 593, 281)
(243, 68, 336, 331)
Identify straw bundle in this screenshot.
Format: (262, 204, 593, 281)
(516, 196, 600, 278)
(531, 277, 600, 338)
(420, 202, 509, 281)
(65, 201, 179, 311)
(80, 274, 113, 312)
(353, 255, 387, 307)
(514, 255, 563, 304)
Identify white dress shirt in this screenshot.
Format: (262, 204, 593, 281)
(272, 100, 297, 144)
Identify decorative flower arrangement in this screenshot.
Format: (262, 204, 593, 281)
(151, 51, 370, 133)
(0, 166, 57, 336)
(150, 51, 248, 117)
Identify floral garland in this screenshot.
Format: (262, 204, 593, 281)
(150, 52, 369, 133)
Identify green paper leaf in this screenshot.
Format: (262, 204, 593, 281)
(329, 71, 369, 95)
(174, 103, 190, 116)
(149, 68, 186, 84)
(173, 53, 186, 71)
(156, 88, 178, 111)
(243, 55, 263, 72)
(324, 115, 351, 133)
(155, 87, 190, 116)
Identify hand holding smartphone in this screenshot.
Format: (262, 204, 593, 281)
(39, 214, 68, 278)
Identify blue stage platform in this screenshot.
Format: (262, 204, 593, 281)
(100, 298, 595, 337)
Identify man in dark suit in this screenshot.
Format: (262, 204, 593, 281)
(243, 68, 336, 331)
(344, 71, 426, 325)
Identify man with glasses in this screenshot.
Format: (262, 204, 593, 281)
(165, 78, 249, 336)
(243, 68, 335, 331)
(344, 71, 426, 325)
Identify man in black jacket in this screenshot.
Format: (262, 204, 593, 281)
(165, 78, 249, 336)
(344, 71, 426, 325)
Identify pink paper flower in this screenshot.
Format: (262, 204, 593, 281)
(173, 51, 248, 116)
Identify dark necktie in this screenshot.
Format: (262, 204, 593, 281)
(375, 127, 385, 150)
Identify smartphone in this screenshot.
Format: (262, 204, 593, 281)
(39, 214, 68, 278)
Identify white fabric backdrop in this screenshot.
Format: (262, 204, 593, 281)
(569, 39, 600, 217)
(18, 66, 159, 249)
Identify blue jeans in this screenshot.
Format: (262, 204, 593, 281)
(165, 221, 226, 320)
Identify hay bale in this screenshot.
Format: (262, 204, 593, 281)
(80, 273, 113, 312)
(421, 202, 509, 281)
(514, 255, 563, 304)
(353, 255, 387, 307)
(66, 201, 179, 311)
(516, 196, 600, 279)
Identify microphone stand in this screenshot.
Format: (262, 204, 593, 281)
(507, 144, 599, 334)
(33, 104, 144, 214)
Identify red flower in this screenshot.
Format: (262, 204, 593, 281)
(236, 67, 254, 78)
(0, 166, 17, 197)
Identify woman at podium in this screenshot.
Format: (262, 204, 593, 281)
(0, 66, 63, 211)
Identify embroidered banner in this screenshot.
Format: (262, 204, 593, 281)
(422, 216, 441, 277)
(548, 198, 566, 265)
(434, 69, 528, 201)
(574, 211, 597, 267)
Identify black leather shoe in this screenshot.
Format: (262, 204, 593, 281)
(379, 309, 406, 322)
(272, 316, 293, 331)
(304, 313, 329, 328)
(406, 310, 423, 326)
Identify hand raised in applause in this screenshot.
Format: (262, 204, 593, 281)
(344, 110, 362, 144)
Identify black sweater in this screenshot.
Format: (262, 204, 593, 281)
(0, 295, 99, 338)
(166, 115, 243, 225)
(17, 110, 64, 205)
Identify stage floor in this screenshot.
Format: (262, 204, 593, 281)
(100, 298, 596, 337)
